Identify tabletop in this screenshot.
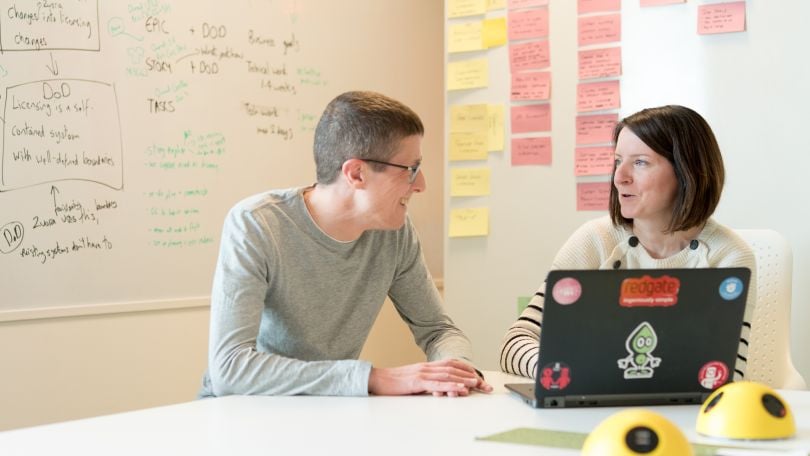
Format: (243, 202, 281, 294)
(1, 371, 809, 455)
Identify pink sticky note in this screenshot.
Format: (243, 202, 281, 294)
(578, 14, 621, 47)
(512, 137, 552, 166)
(698, 2, 746, 35)
(575, 147, 614, 176)
(510, 40, 550, 71)
(511, 71, 551, 101)
(508, 8, 549, 41)
(578, 0, 620, 14)
(576, 114, 618, 145)
(508, 0, 549, 9)
(511, 103, 551, 133)
(577, 181, 611, 211)
(578, 47, 622, 80)
(577, 80, 620, 113)
(641, 0, 684, 6)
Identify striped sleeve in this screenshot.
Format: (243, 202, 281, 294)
(499, 286, 545, 378)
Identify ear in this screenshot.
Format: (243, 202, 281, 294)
(341, 159, 367, 188)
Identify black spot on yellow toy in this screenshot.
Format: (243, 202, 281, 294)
(696, 381, 796, 440)
(582, 409, 693, 455)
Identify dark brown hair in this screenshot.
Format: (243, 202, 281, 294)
(609, 105, 725, 233)
(313, 91, 424, 184)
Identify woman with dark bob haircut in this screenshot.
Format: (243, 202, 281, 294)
(499, 105, 756, 382)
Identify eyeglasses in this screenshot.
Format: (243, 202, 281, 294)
(361, 159, 422, 184)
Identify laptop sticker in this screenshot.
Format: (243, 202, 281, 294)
(718, 277, 744, 300)
(698, 361, 729, 390)
(552, 278, 582, 305)
(617, 322, 661, 379)
(619, 275, 680, 307)
(539, 362, 572, 391)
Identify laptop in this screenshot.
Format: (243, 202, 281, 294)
(505, 267, 750, 408)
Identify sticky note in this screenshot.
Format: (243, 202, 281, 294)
(697, 2, 746, 35)
(578, 0, 620, 14)
(448, 0, 487, 18)
(487, 0, 507, 10)
(577, 181, 611, 211)
(578, 47, 621, 80)
(575, 114, 618, 145)
(450, 167, 491, 196)
(449, 207, 489, 237)
(576, 80, 620, 113)
(511, 103, 551, 133)
(508, 8, 549, 41)
(518, 296, 532, 316)
(450, 104, 489, 133)
(578, 14, 621, 47)
(487, 104, 505, 151)
(510, 40, 550, 72)
(448, 22, 485, 53)
(575, 146, 614, 176)
(482, 17, 507, 48)
(512, 137, 551, 166)
(449, 132, 489, 161)
(447, 59, 489, 91)
(511, 71, 551, 101)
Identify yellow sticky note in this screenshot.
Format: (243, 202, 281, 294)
(487, 104, 505, 152)
(482, 18, 507, 48)
(451, 168, 491, 197)
(449, 132, 488, 161)
(447, 59, 489, 91)
(449, 207, 489, 237)
(487, 0, 507, 10)
(448, 0, 486, 18)
(450, 104, 489, 133)
(448, 22, 485, 53)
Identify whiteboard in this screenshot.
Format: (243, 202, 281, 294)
(0, 0, 443, 318)
(444, 0, 810, 379)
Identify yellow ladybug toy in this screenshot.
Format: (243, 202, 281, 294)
(583, 409, 693, 455)
(696, 381, 795, 440)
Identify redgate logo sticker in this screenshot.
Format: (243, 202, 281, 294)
(619, 275, 680, 307)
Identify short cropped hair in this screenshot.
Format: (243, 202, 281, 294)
(609, 105, 725, 233)
(313, 91, 424, 184)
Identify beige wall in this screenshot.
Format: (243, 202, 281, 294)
(0, 2, 442, 431)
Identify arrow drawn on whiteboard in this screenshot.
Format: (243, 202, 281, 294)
(51, 185, 61, 215)
(46, 53, 60, 76)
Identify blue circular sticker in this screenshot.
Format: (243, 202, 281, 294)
(719, 277, 744, 300)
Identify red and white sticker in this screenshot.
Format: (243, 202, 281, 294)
(698, 361, 729, 390)
(552, 278, 582, 305)
(539, 362, 572, 391)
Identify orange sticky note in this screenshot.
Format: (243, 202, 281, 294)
(578, 47, 622, 80)
(578, 14, 621, 47)
(512, 137, 551, 166)
(576, 114, 618, 145)
(511, 103, 551, 133)
(511, 71, 551, 101)
(510, 40, 550, 72)
(577, 181, 611, 211)
(575, 146, 614, 176)
(508, 8, 549, 41)
(698, 2, 746, 35)
(577, 80, 620, 113)
(578, 0, 620, 14)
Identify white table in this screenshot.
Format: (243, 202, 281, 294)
(1, 372, 809, 455)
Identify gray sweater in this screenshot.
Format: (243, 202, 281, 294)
(200, 187, 473, 397)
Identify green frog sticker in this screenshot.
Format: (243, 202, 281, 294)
(617, 321, 661, 379)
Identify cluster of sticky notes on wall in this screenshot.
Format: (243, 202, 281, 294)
(447, 0, 551, 238)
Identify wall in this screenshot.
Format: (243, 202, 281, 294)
(444, 0, 810, 381)
(0, 0, 440, 430)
